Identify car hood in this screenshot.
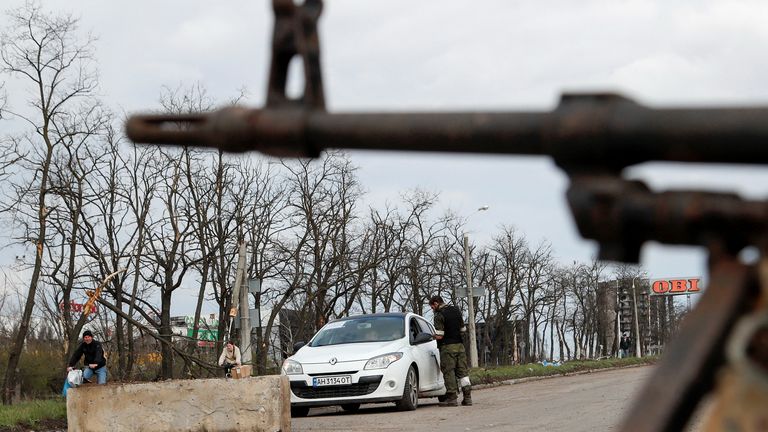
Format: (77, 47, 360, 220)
(291, 340, 405, 364)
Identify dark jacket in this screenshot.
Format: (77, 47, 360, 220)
(68, 340, 107, 369)
(434, 304, 465, 347)
(619, 337, 631, 351)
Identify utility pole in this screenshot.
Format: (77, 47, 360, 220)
(230, 242, 251, 364)
(632, 277, 642, 357)
(463, 233, 479, 368)
(238, 243, 252, 365)
(647, 291, 652, 355)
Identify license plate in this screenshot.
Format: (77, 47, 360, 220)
(312, 375, 352, 387)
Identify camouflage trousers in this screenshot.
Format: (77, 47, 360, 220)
(440, 343, 468, 394)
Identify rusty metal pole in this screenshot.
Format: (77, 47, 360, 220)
(619, 257, 757, 432)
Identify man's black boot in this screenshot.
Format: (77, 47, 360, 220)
(461, 386, 473, 406)
(439, 392, 458, 407)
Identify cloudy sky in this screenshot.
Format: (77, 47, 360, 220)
(4, 1, 768, 311)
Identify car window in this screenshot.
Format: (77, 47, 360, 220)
(409, 318, 422, 341)
(416, 317, 435, 335)
(309, 316, 405, 347)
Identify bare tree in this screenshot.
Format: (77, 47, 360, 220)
(42, 120, 112, 362)
(1, 2, 103, 403)
(276, 153, 361, 342)
(363, 206, 408, 313)
(397, 189, 451, 316)
(240, 160, 291, 374)
(76, 126, 146, 379)
(120, 144, 163, 377)
(338, 213, 386, 317)
(162, 84, 226, 373)
(477, 226, 527, 365)
(142, 147, 200, 379)
(515, 241, 555, 362)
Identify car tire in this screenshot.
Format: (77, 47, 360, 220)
(396, 366, 419, 411)
(341, 403, 361, 412)
(291, 406, 310, 417)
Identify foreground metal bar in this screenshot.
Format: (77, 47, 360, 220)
(567, 177, 768, 262)
(619, 257, 758, 432)
(126, 94, 768, 170)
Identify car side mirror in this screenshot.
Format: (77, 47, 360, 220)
(293, 341, 306, 353)
(412, 332, 434, 345)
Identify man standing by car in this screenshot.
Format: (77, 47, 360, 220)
(429, 295, 472, 407)
(67, 330, 108, 384)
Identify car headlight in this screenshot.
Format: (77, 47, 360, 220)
(282, 359, 303, 375)
(364, 352, 403, 370)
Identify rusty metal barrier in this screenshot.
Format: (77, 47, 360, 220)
(126, 1, 768, 430)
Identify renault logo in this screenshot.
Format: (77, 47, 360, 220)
(329, 357, 337, 365)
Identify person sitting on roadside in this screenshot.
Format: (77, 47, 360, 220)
(67, 330, 108, 384)
(218, 340, 242, 377)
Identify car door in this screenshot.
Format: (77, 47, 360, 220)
(415, 316, 443, 389)
(408, 316, 440, 390)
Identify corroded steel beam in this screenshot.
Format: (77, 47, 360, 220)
(619, 257, 758, 432)
(126, 93, 768, 171)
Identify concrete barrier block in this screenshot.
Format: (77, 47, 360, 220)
(67, 375, 290, 432)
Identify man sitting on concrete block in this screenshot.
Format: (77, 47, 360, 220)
(218, 340, 241, 378)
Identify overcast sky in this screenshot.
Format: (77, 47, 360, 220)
(4, 1, 768, 313)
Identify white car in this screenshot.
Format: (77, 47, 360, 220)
(282, 312, 446, 416)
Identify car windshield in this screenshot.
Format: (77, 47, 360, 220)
(309, 316, 405, 347)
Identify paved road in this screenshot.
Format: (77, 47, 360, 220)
(292, 365, 710, 432)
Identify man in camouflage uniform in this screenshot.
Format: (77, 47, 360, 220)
(429, 295, 472, 407)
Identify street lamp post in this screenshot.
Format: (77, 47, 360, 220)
(632, 276, 642, 357)
(463, 205, 489, 369)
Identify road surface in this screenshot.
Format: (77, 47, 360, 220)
(292, 365, 710, 432)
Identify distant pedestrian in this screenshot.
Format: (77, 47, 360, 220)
(619, 333, 631, 358)
(67, 330, 108, 384)
(219, 340, 242, 377)
(429, 295, 472, 407)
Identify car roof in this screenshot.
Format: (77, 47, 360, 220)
(333, 312, 411, 321)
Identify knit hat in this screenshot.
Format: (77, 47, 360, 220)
(83, 330, 93, 338)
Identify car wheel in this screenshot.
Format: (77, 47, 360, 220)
(291, 406, 310, 417)
(396, 366, 419, 411)
(341, 403, 361, 412)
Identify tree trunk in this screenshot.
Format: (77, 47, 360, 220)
(160, 290, 174, 379)
(2, 243, 44, 404)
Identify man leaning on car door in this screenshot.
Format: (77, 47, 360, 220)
(429, 295, 473, 407)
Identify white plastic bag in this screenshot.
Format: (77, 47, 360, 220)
(67, 369, 83, 387)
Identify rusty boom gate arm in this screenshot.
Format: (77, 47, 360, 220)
(126, 1, 768, 430)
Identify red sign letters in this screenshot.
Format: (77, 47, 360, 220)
(650, 278, 701, 296)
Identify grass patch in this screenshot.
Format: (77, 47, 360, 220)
(0, 399, 66, 428)
(470, 356, 657, 385)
